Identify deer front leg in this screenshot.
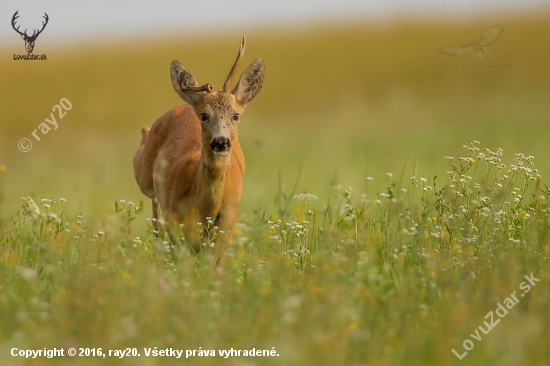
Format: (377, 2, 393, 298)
(152, 197, 160, 231)
(152, 197, 172, 243)
(151, 197, 177, 249)
(213, 203, 238, 266)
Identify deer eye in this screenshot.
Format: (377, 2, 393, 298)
(200, 113, 208, 122)
(232, 113, 240, 122)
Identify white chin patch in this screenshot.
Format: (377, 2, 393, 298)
(213, 150, 229, 156)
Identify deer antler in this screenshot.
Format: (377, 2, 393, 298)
(31, 13, 49, 39)
(180, 83, 215, 93)
(11, 11, 27, 37)
(223, 36, 246, 92)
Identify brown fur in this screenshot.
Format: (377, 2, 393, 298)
(133, 38, 264, 256)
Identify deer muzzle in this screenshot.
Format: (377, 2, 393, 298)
(210, 137, 231, 155)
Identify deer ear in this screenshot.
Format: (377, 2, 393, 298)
(170, 61, 205, 106)
(232, 58, 265, 106)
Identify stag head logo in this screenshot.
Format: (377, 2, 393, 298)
(12, 11, 49, 54)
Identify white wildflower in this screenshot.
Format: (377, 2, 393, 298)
(293, 193, 318, 202)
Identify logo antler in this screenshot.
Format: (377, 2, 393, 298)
(11, 11, 26, 38)
(12, 11, 49, 54)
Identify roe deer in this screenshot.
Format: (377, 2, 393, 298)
(133, 36, 264, 255)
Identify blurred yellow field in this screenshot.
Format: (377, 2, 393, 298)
(1, 14, 549, 214)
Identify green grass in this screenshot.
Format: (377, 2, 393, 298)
(1, 13, 550, 365)
(1, 141, 549, 365)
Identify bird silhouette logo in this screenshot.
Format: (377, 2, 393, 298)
(437, 25, 504, 60)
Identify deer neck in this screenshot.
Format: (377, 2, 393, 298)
(194, 146, 231, 218)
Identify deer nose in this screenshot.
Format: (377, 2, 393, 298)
(210, 137, 231, 154)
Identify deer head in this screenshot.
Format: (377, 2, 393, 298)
(169, 36, 265, 159)
(12, 11, 49, 54)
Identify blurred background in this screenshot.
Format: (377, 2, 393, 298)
(1, 0, 549, 219)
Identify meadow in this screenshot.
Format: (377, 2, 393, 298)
(1, 12, 550, 365)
